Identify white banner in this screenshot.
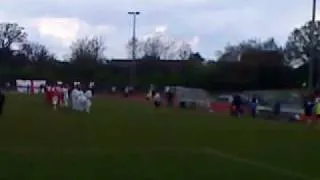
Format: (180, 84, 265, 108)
(257, 105, 303, 114)
(32, 80, 46, 94)
(16, 79, 46, 94)
(16, 79, 31, 93)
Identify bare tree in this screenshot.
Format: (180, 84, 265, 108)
(125, 38, 143, 59)
(139, 34, 177, 59)
(126, 34, 173, 60)
(142, 35, 163, 59)
(70, 36, 106, 64)
(0, 23, 27, 49)
(126, 34, 193, 60)
(177, 42, 192, 60)
(161, 38, 177, 59)
(20, 42, 53, 62)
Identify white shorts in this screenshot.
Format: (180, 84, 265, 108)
(52, 96, 58, 105)
(87, 100, 92, 107)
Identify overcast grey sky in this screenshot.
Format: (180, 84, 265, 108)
(0, 0, 318, 59)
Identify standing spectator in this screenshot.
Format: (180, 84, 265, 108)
(39, 84, 45, 94)
(111, 86, 117, 93)
(303, 95, 314, 124)
(231, 94, 242, 117)
(273, 100, 281, 118)
(124, 86, 129, 97)
(166, 86, 175, 107)
(314, 98, 320, 125)
(26, 84, 31, 94)
(5, 82, 10, 90)
(146, 89, 152, 101)
(153, 91, 161, 108)
(89, 82, 95, 96)
(164, 85, 170, 97)
(151, 87, 156, 98)
(250, 95, 258, 118)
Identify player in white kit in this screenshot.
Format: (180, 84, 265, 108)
(71, 85, 80, 110)
(62, 84, 69, 107)
(77, 88, 87, 111)
(154, 92, 161, 108)
(51, 85, 59, 110)
(84, 87, 93, 113)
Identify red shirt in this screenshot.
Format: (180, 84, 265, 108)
(52, 86, 60, 97)
(45, 86, 51, 96)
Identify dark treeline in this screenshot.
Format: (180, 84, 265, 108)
(0, 21, 316, 92)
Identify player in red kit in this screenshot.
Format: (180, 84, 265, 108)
(51, 85, 59, 110)
(56, 82, 64, 107)
(45, 84, 53, 105)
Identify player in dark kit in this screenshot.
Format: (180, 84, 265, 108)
(304, 95, 315, 124)
(0, 90, 5, 116)
(231, 94, 242, 117)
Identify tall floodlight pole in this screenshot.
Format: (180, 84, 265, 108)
(309, 0, 317, 90)
(128, 11, 140, 87)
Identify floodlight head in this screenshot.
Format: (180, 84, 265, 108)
(128, 11, 140, 15)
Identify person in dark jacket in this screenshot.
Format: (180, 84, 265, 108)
(123, 86, 129, 98)
(273, 100, 281, 118)
(250, 95, 258, 118)
(231, 95, 242, 117)
(167, 87, 175, 107)
(303, 96, 314, 124)
(0, 90, 5, 116)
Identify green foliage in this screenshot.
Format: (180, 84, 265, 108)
(0, 22, 310, 91)
(284, 21, 320, 67)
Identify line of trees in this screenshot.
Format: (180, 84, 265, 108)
(0, 21, 317, 91)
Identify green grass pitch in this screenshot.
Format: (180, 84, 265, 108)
(0, 94, 319, 180)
